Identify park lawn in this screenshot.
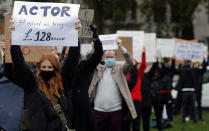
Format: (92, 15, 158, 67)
(150, 111, 209, 131)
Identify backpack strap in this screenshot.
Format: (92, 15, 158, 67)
(50, 100, 71, 131)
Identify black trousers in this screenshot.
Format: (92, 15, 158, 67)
(152, 94, 162, 130)
(196, 89, 202, 120)
(181, 91, 196, 123)
(122, 101, 151, 131)
(159, 93, 173, 121)
(132, 101, 141, 131)
(141, 105, 151, 131)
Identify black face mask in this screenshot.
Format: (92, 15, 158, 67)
(40, 70, 55, 82)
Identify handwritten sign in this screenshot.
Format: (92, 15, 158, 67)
(144, 33, 156, 62)
(12, 1, 80, 46)
(175, 42, 204, 61)
(99, 34, 118, 50)
(4, 13, 52, 63)
(78, 9, 94, 38)
(117, 31, 144, 62)
(157, 38, 175, 58)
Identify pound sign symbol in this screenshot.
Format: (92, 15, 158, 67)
(23, 29, 33, 41)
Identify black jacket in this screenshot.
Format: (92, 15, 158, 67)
(127, 65, 138, 90)
(66, 39, 103, 131)
(149, 60, 164, 96)
(160, 59, 175, 91)
(192, 59, 207, 91)
(174, 64, 195, 90)
(141, 62, 157, 106)
(8, 44, 79, 131)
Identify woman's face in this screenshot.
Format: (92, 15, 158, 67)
(40, 60, 54, 71)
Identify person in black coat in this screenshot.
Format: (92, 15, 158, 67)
(158, 58, 175, 123)
(192, 58, 207, 121)
(9, 44, 77, 131)
(150, 58, 164, 131)
(122, 65, 138, 131)
(174, 60, 196, 123)
(141, 62, 158, 131)
(6, 22, 102, 131)
(67, 25, 104, 131)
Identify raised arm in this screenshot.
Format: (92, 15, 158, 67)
(171, 58, 175, 74)
(147, 58, 158, 78)
(138, 50, 147, 77)
(83, 39, 103, 73)
(10, 45, 37, 92)
(120, 41, 134, 75)
(82, 25, 103, 73)
(61, 41, 80, 88)
(201, 58, 207, 74)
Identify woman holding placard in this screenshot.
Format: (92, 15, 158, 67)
(5, 20, 89, 131)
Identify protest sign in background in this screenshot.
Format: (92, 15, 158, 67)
(4, 13, 52, 63)
(78, 9, 94, 38)
(117, 31, 144, 62)
(116, 37, 132, 61)
(144, 33, 156, 62)
(175, 42, 205, 62)
(157, 38, 175, 58)
(99, 34, 118, 50)
(12, 1, 80, 46)
(81, 43, 93, 57)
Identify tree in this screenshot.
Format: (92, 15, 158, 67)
(139, 0, 207, 40)
(86, 0, 134, 33)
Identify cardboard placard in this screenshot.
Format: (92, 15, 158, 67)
(78, 9, 94, 38)
(4, 13, 52, 63)
(116, 37, 132, 61)
(0, 22, 4, 34)
(117, 31, 144, 62)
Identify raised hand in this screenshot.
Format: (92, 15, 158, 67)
(9, 20, 15, 31)
(75, 19, 81, 31)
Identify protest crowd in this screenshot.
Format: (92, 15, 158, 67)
(0, 1, 209, 131)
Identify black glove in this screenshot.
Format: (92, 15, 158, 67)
(90, 24, 99, 39)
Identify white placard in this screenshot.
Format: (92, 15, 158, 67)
(99, 34, 118, 50)
(144, 33, 156, 62)
(12, 1, 80, 46)
(81, 43, 93, 57)
(204, 45, 208, 59)
(175, 42, 204, 61)
(157, 38, 175, 58)
(78, 9, 94, 38)
(117, 31, 144, 62)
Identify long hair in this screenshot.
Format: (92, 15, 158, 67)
(36, 53, 65, 100)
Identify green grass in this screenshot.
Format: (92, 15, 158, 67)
(150, 111, 209, 131)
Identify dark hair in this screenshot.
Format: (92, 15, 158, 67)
(59, 46, 67, 62)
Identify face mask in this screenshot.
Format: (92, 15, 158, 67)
(105, 58, 115, 68)
(40, 70, 55, 82)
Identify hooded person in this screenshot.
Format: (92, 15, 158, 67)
(0, 62, 24, 131)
